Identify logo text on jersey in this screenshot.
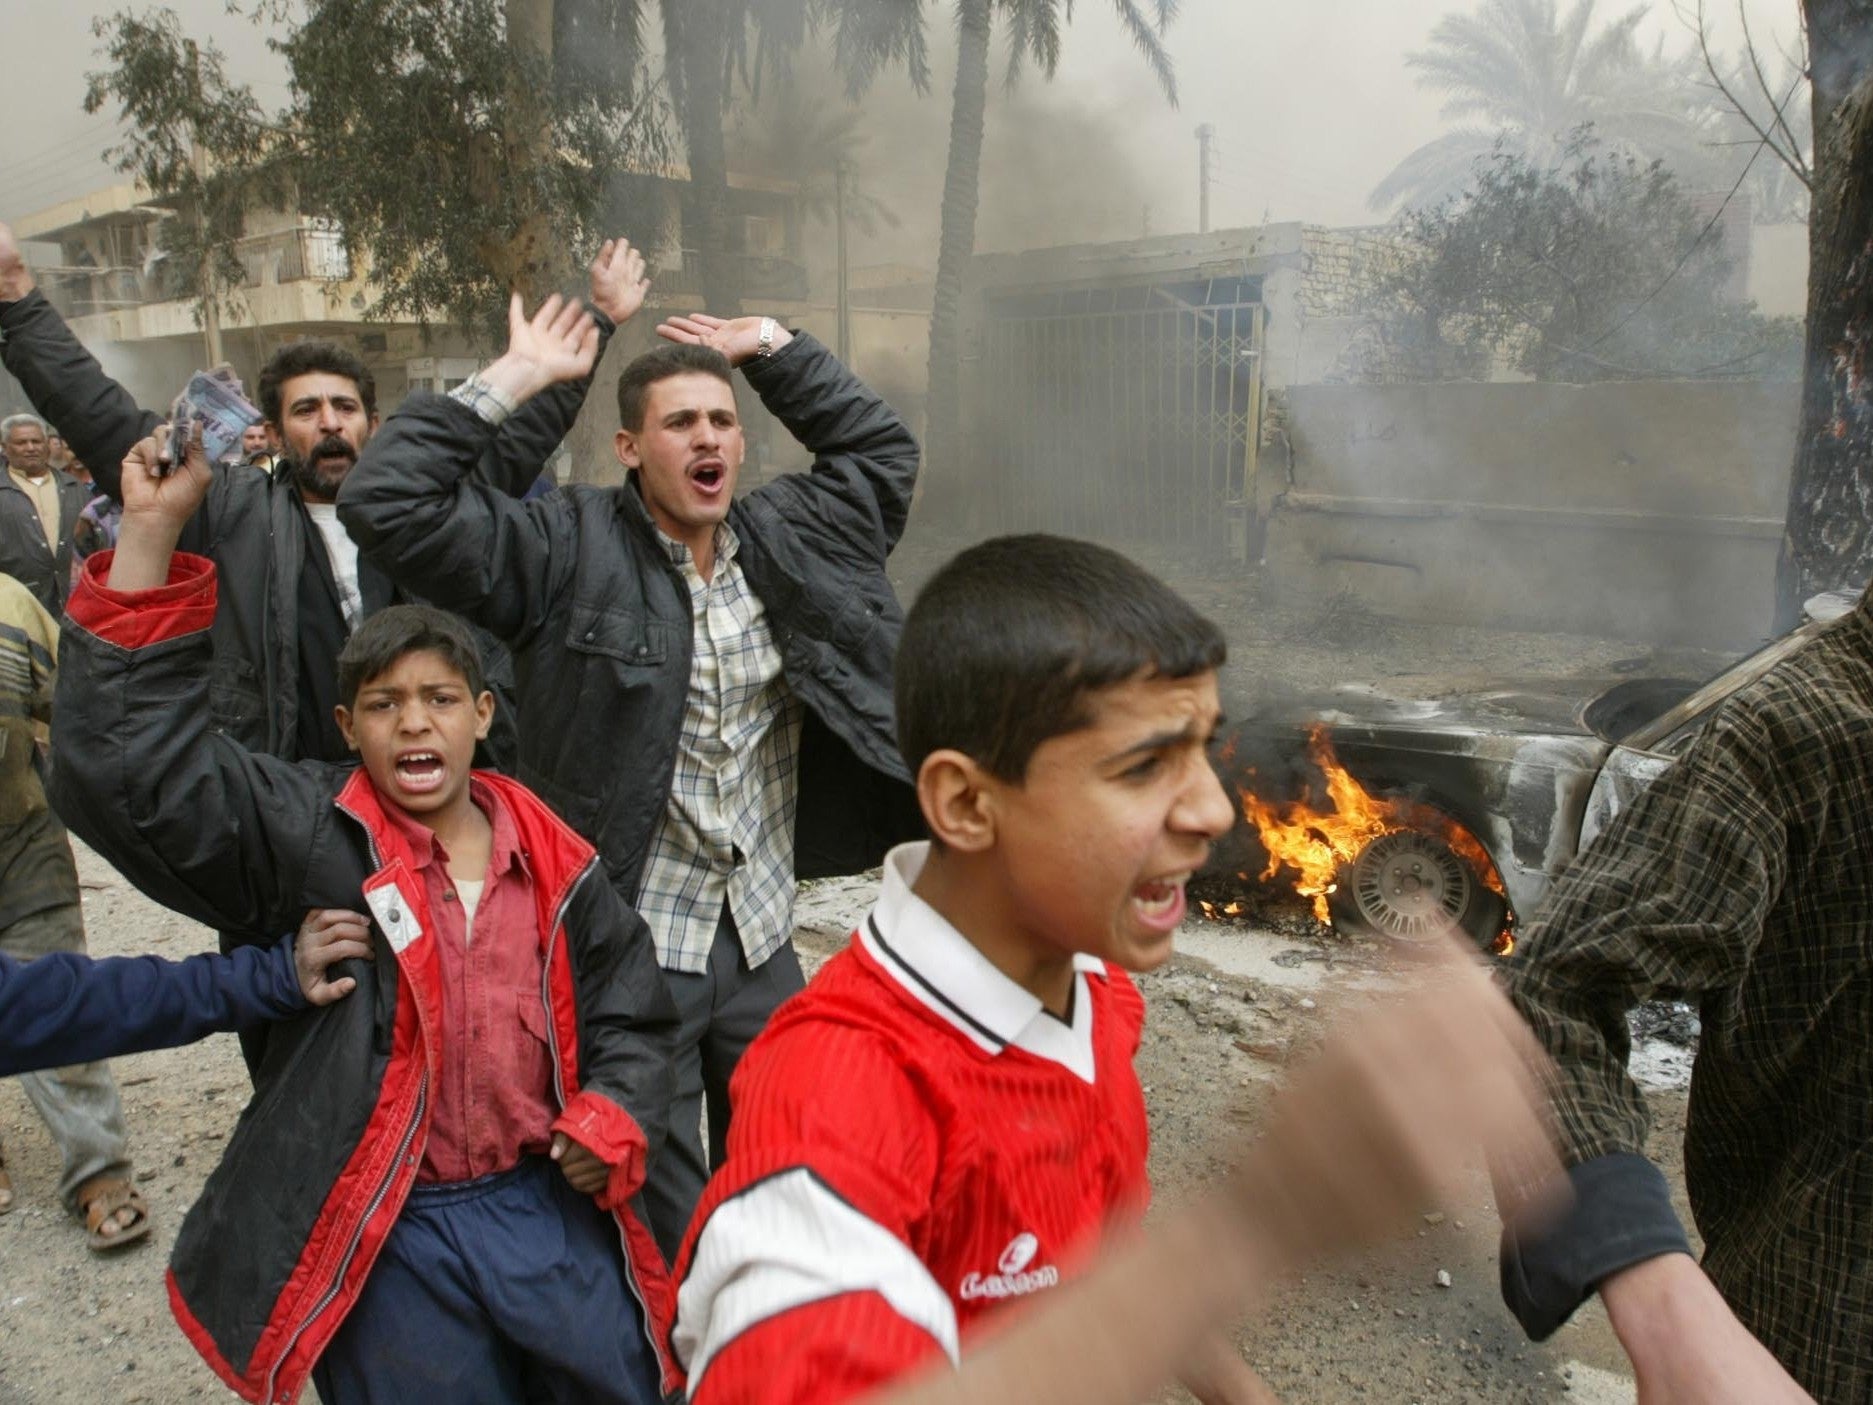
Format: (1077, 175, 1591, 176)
(960, 1233, 1059, 1302)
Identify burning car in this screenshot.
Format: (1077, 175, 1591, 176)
(1210, 594, 1857, 951)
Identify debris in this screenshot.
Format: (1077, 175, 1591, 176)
(1422, 1211, 1445, 1226)
(1299, 997, 1317, 1010)
(1434, 1270, 1453, 1289)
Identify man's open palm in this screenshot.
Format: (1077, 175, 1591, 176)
(505, 293, 599, 386)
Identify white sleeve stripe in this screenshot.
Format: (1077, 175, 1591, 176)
(675, 1166, 961, 1386)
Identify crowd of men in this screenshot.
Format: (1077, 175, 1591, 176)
(0, 209, 1864, 1405)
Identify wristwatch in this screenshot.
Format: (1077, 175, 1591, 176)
(754, 316, 777, 358)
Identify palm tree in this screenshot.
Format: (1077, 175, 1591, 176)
(1371, 0, 1710, 212)
(562, 0, 813, 314)
(818, 0, 1178, 496)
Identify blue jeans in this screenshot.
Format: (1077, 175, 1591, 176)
(311, 1157, 661, 1405)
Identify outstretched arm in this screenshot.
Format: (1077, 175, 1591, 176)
(337, 290, 606, 644)
(0, 914, 371, 1078)
(0, 221, 161, 507)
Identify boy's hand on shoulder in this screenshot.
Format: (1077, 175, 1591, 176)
(550, 1132, 612, 1196)
(293, 908, 374, 1006)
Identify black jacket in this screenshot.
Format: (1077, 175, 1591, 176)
(49, 554, 683, 1403)
(0, 288, 606, 762)
(0, 465, 88, 611)
(338, 332, 924, 909)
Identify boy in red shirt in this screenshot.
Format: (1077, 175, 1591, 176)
(673, 534, 1271, 1401)
(48, 321, 682, 1405)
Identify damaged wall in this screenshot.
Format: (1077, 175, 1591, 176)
(1262, 380, 1800, 648)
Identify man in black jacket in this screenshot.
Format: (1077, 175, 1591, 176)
(339, 247, 923, 1254)
(0, 412, 89, 611)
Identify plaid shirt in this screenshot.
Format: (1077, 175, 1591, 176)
(448, 376, 804, 969)
(635, 522, 803, 974)
(1502, 591, 1873, 1400)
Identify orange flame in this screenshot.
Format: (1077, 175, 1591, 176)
(1237, 724, 1513, 955)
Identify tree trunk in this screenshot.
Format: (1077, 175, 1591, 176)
(678, 0, 742, 316)
(923, 0, 993, 517)
(480, 0, 559, 302)
(1775, 0, 1873, 627)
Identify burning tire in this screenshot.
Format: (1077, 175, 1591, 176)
(1327, 828, 1508, 948)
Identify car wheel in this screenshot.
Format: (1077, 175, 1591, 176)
(1327, 828, 1508, 948)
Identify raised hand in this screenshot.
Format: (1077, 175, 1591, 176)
(293, 908, 374, 1006)
(0, 221, 33, 302)
(106, 425, 218, 589)
(474, 293, 601, 406)
(507, 292, 600, 385)
(588, 238, 650, 326)
(656, 312, 792, 368)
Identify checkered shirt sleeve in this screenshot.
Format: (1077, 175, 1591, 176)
(1504, 603, 1873, 1398)
(636, 527, 803, 974)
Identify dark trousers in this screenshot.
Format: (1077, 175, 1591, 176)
(311, 1157, 661, 1405)
(642, 905, 805, 1261)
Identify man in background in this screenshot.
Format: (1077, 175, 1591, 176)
(0, 413, 86, 611)
(0, 569, 146, 1251)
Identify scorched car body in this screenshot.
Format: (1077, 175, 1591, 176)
(1214, 595, 1854, 939)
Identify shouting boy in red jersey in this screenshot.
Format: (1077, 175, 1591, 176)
(672, 534, 1274, 1401)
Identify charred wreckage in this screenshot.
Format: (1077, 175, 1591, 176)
(1206, 596, 1854, 951)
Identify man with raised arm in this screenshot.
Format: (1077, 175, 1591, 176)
(339, 244, 922, 1254)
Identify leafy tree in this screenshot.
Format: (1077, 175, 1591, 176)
(815, 0, 1177, 499)
(1372, 0, 1712, 213)
(1353, 133, 1800, 382)
(85, 0, 670, 338)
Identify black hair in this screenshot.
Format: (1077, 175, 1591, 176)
(615, 343, 734, 430)
(336, 605, 485, 706)
(258, 341, 377, 426)
(895, 534, 1228, 782)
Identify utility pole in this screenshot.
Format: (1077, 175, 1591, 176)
(835, 158, 852, 364)
(1196, 123, 1214, 234)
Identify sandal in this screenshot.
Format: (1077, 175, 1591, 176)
(0, 1146, 13, 1215)
(74, 1174, 152, 1252)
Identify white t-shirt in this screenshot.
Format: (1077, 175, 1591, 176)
(304, 502, 363, 628)
(455, 877, 486, 945)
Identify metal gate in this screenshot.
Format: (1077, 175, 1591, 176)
(969, 278, 1265, 559)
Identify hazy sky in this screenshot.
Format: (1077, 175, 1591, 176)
(0, 0, 1804, 262)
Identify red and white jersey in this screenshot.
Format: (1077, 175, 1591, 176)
(672, 841, 1151, 1405)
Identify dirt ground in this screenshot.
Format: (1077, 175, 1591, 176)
(0, 841, 1696, 1405)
